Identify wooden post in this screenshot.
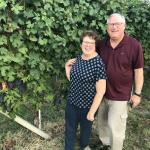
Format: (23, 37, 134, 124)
(38, 109, 42, 129)
(0, 111, 50, 139)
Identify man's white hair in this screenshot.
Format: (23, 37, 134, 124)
(107, 13, 126, 24)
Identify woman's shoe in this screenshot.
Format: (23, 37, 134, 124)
(84, 145, 91, 150)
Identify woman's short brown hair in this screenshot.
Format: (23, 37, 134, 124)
(80, 30, 98, 43)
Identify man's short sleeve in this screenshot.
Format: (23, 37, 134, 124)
(132, 41, 144, 69)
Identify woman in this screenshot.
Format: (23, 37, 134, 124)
(65, 30, 106, 150)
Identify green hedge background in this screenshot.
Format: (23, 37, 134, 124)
(0, 0, 149, 113)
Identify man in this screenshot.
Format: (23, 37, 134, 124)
(97, 13, 144, 150)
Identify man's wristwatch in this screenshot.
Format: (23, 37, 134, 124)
(134, 92, 141, 97)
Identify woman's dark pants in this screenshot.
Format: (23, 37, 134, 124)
(65, 102, 93, 150)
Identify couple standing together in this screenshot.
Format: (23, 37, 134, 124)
(65, 13, 144, 150)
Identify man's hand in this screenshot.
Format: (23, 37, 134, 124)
(65, 58, 76, 68)
(130, 95, 141, 108)
(65, 58, 76, 81)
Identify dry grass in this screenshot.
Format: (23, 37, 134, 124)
(0, 120, 65, 150)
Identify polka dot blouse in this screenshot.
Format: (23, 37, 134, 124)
(67, 55, 107, 109)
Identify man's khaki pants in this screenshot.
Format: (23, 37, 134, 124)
(97, 98, 128, 150)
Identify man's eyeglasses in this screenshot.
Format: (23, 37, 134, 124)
(107, 22, 124, 27)
(82, 41, 95, 45)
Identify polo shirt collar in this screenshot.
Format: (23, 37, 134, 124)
(106, 33, 129, 49)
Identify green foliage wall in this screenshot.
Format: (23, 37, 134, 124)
(0, 0, 149, 113)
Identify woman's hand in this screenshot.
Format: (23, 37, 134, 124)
(87, 111, 94, 122)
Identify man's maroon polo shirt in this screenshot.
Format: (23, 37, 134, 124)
(97, 35, 144, 101)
